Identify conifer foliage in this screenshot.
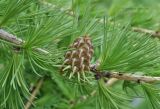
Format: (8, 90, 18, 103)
(1, 0, 160, 109)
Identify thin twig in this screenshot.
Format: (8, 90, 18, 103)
(90, 66, 160, 83)
(132, 27, 160, 38)
(0, 29, 49, 54)
(69, 78, 117, 107)
(0, 29, 23, 45)
(39, 0, 73, 16)
(69, 90, 97, 108)
(24, 78, 44, 109)
(39, 1, 160, 38)
(106, 78, 118, 86)
(108, 72, 160, 83)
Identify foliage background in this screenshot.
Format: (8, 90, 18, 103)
(1, 0, 160, 109)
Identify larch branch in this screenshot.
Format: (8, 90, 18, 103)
(132, 27, 160, 38)
(0, 29, 49, 54)
(1, 29, 160, 83)
(90, 66, 160, 83)
(0, 29, 23, 45)
(108, 72, 160, 83)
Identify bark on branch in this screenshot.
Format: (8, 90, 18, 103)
(106, 72, 160, 83)
(0, 29, 49, 54)
(132, 27, 160, 38)
(90, 66, 160, 83)
(24, 78, 44, 109)
(0, 29, 23, 45)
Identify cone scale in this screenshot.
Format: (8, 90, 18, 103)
(62, 36, 94, 77)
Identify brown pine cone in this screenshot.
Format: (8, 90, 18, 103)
(62, 36, 94, 74)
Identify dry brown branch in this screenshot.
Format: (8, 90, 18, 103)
(0, 29, 23, 45)
(24, 78, 44, 109)
(106, 78, 118, 86)
(91, 66, 160, 83)
(132, 27, 160, 38)
(109, 72, 160, 83)
(0, 29, 49, 54)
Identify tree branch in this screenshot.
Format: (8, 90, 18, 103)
(39, 1, 160, 38)
(108, 72, 160, 83)
(24, 78, 44, 109)
(106, 78, 118, 86)
(132, 27, 160, 38)
(90, 66, 160, 83)
(1, 29, 160, 83)
(0, 29, 23, 45)
(0, 29, 49, 54)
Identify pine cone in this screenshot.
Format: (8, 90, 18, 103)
(62, 36, 94, 73)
